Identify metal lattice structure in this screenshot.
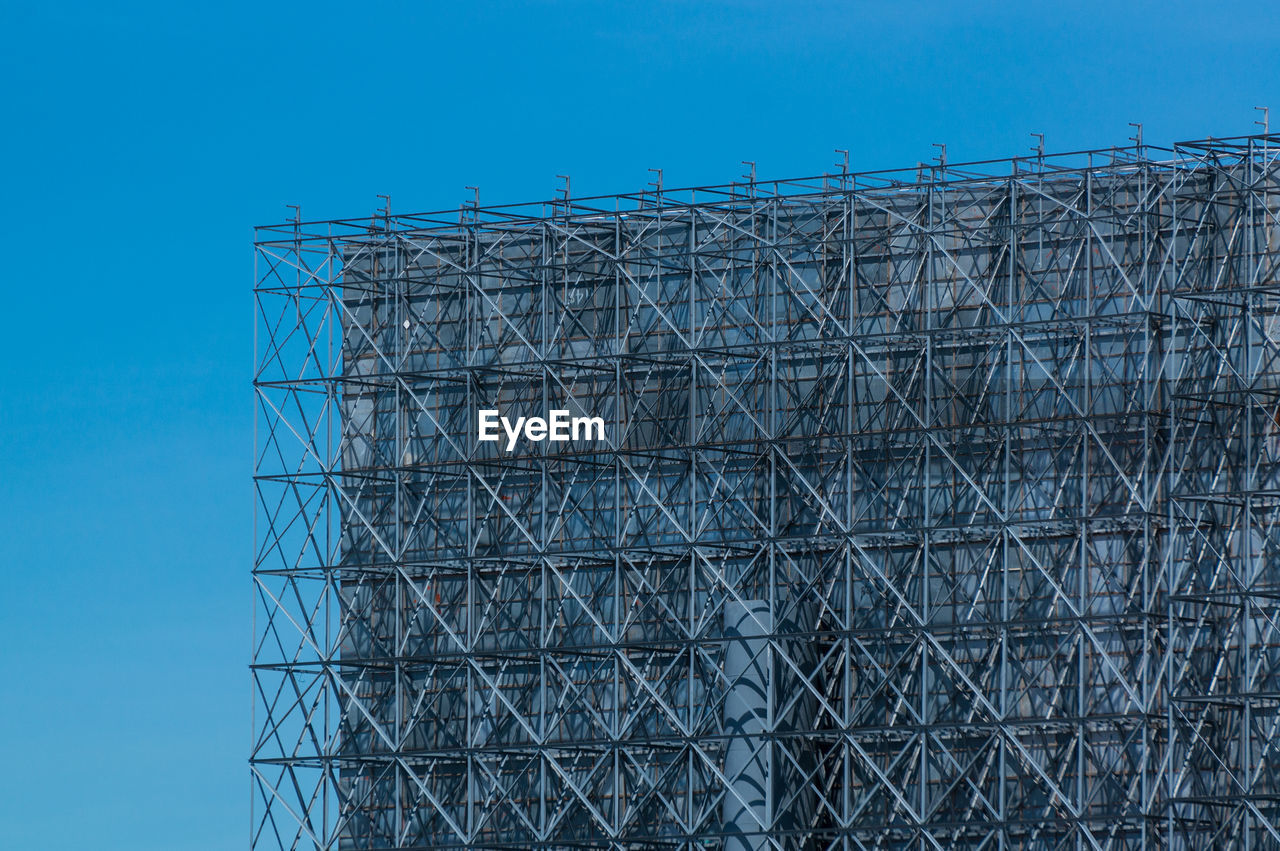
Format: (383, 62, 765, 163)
(253, 134, 1280, 850)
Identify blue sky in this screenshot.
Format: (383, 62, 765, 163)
(0, 1, 1275, 847)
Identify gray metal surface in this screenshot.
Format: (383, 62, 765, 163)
(252, 134, 1280, 849)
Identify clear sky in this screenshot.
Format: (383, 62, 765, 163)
(0, 1, 1275, 848)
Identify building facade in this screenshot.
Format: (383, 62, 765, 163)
(253, 135, 1280, 849)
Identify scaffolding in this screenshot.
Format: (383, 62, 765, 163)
(252, 134, 1280, 849)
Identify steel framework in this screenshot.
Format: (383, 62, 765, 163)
(252, 134, 1280, 850)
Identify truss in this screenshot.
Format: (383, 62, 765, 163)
(252, 135, 1280, 849)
